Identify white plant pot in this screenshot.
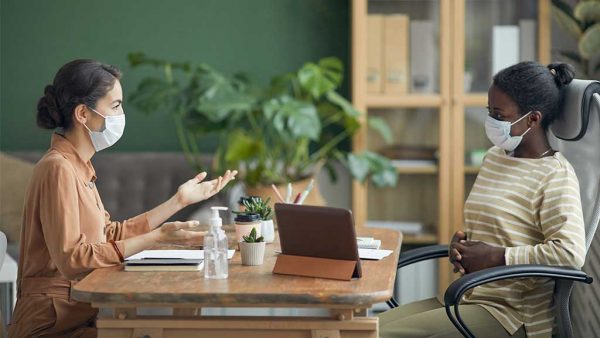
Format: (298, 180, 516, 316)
(261, 220, 275, 243)
(239, 241, 266, 266)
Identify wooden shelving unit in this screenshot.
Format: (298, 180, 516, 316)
(351, 0, 551, 293)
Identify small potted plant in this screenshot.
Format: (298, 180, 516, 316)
(239, 196, 274, 243)
(240, 227, 266, 266)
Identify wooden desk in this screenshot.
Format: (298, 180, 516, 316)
(72, 228, 402, 338)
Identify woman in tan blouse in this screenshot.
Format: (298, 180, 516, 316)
(7, 59, 237, 338)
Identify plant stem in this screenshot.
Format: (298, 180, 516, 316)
(309, 130, 351, 164)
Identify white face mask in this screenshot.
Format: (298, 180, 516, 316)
(82, 106, 125, 152)
(484, 111, 531, 152)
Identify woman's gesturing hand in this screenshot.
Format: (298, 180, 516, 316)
(176, 170, 238, 208)
(151, 221, 205, 246)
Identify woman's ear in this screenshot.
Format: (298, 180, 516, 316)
(73, 104, 88, 125)
(529, 111, 543, 127)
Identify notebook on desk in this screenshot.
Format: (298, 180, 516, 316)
(124, 258, 204, 272)
(274, 203, 362, 280)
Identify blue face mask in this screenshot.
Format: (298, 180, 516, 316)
(484, 111, 531, 152)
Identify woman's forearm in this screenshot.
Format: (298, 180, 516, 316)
(145, 195, 185, 230)
(122, 230, 160, 257)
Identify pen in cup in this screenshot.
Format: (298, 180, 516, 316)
(293, 192, 302, 204)
(271, 184, 285, 203)
(285, 182, 292, 203)
(297, 179, 314, 205)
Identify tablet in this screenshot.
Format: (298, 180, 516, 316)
(274, 203, 362, 278)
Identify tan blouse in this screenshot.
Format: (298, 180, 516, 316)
(8, 133, 150, 338)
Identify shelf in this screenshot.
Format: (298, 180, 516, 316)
(463, 93, 487, 107)
(464, 165, 480, 175)
(402, 233, 438, 245)
(366, 94, 443, 108)
(395, 164, 438, 174)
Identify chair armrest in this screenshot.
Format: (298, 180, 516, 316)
(444, 264, 593, 306)
(398, 244, 449, 269)
(442, 264, 593, 338)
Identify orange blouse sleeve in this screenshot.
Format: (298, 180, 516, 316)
(104, 210, 150, 241)
(39, 160, 122, 280)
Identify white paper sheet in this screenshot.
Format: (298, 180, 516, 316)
(358, 249, 393, 260)
(126, 249, 235, 261)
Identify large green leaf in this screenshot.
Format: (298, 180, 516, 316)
(262, 97, 321, 140)
(347, 153, 370, 182)
(286, 103, 321, 140)
(579, 23, 600, 59)
(298, 57, 344, 99)
(347, 151, 397, 187)
(129, 77, 179, 114)
(368, 117, 393, 144)
(575, 1, 600, 23)
(196, 91, 255, 122)
(326, 91, 361, 118)
(362, 151, 397, 187)
(552, 0, 584, 39)
(225, 130, 263, 164)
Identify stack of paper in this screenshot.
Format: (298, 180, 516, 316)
(357, 237, 382, 250)
(359, 249, 393, 260)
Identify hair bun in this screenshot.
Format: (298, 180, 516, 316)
(36, 84, 63, 129)
(547, 63, 575, 87)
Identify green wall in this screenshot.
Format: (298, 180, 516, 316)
(0, 0, 349, 152)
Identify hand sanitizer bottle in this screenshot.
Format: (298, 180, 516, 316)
(204, 206, 229, 279)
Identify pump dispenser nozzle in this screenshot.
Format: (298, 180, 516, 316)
(210, 206, 228, 228)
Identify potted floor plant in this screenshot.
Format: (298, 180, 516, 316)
(127, 53, 397, 204)
(239, 227, 266, 266)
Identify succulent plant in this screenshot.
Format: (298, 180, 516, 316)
(236, 196, 273, 220)
(242, 227, 264, 243)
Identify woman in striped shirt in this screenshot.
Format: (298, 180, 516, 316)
(379, 62, 585, 338)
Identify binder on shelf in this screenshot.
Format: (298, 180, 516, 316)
(383, 14, 410, 94)
(492, 26, 519, 76)
(367, 15, 384, 93)
(410, 20, 437, 93)
(519, 19, 536, 62)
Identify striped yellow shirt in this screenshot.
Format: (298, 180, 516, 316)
(461, 146, 585, 338)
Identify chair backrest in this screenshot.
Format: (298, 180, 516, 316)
(547, 79, 600, 338)
(548, 79, 600, 252)
(0, 231, 6, 270)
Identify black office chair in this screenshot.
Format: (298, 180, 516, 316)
(387, 79, 600, 338)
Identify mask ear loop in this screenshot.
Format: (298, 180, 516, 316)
(83, 106, 107, 133)
(512, 111, 533, 137)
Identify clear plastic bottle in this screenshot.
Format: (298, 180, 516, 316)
(204, 206, 229, 279)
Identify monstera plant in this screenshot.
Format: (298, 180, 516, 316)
(552, 0, 600, 78)
(127, 53, 397, 192)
